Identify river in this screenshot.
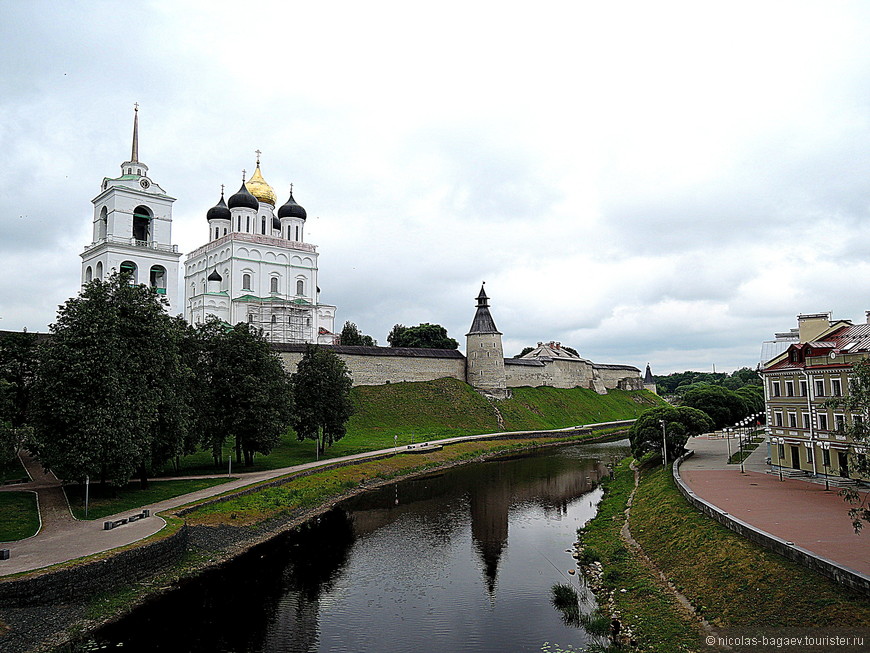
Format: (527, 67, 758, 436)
(93, 439, 630, 652)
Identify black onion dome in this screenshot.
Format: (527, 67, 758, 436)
(206, 195, 231, 222)
(207, 269, 222, 282)
(278, 191, 307, 220)
(228, 182, 259, 210)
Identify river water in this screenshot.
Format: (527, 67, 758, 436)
(94, 440, 629, 652)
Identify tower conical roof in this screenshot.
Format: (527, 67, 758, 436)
(467, 284, 501, 335)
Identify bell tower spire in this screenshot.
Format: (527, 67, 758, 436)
(131, 102, 139, 163)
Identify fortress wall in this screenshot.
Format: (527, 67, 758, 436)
(505, 358, 596, 389)
(594, 366, 643, 390)
(277, 350, 466, 386)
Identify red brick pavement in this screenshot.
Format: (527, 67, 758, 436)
(680, 468, 870, 576)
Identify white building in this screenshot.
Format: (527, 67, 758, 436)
(80, 106, 182, 312)
(183, 154, 336, 343)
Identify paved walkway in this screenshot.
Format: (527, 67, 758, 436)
(0, 427, 588, 577)
(680, 434, 870, 577)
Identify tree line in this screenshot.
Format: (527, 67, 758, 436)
(0, 274, 353, 489)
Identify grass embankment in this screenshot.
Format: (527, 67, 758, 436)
(160, 378, 663, 476)
(0, 492, 40, 541)
(185, 435, 588, 526)
(63, 478, 234, 521)
(581, 462, 870, 651)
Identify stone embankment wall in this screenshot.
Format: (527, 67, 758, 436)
(0, 524, 188, 607)
(673, 451, 870, 598)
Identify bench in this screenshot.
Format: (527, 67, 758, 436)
(103, 509, 150, 531)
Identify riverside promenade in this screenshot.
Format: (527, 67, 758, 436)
(0, 425, 607, 577)
(680, 434, 870, 577)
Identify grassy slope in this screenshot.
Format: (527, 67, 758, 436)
(159, 378, 664, 476)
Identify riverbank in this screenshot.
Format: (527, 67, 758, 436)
(1, 430, 626, 653)
(577, 460, 870, 651)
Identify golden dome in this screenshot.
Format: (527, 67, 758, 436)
(245, 165, 277, 206)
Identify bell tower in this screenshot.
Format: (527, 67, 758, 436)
(80, 105, 181, 313)
(466, 283, 508, 398)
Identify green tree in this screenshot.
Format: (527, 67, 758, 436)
(0, 330, 39, 428)
(196, 318, 293, 467)
(340, 321, 376, 346)
(289, 345, 354, 457)
(630, 406, 714, 460)
(30, 274, 194, 488)
(824, 358, 870, 532)
(681, 385, 749, 430)
(514, 346, 534, 358)
(387, 323, 458, 349)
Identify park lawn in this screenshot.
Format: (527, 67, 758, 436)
(0, 492, 40, 541)
(156, 379, 661, 477)
(630, 465, 870, 628)
(64, 477, 233, 521)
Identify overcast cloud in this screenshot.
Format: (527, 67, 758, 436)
(2, 0, 870, 375)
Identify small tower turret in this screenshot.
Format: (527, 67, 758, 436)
(466, 283, 508, 398)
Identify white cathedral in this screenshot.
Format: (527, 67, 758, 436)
(80, 108, 337, 344)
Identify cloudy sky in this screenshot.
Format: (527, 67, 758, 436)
(2, 1, 870, 374)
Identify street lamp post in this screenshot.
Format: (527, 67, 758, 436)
(820, 441, 831, 491)
(659, 419, 668, 468)
(739, 419, 747, 474)
(726, 427, 732, 462)
(773, 437, 783, 481)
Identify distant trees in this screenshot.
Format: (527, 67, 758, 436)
(514, 347, 534, 358)
(0, 330, 38, 475)
(340, 321, 376, 346)
(289, 345, 354, 456)
(387, 323, 458, 349)
(629, 406, 714, 460)
(654, 367, 761, 396)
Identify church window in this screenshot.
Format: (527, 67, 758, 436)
(223, 227, 227, 236)
(242, 273, 252, 290)
(306, 317, 311, 327)
(295, 226, 300, 240)
(237, 216, 241, 231)
(246, 216, 250, 232)
(119, 260, 137, 283)
(214, 228, 219, 240)
(127, 168, 132, 174)
(287, 226, 291, 240)
(150, 265, 167, 294)
(96, 261, 103, 280)
(262, 218, 267, 235)
(271, 315, 277, 324)
(132, 205, 152, 243)
(85, 266, 93, 283)
(270, 277, 279, 293)
(248, 314, 253, 323)
(98, 207, 108, 239)
(137, 168, 141, 175)
(296, 280, 304, 295)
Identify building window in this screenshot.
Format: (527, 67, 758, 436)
(818, 413, 829, 430)
(835, 414, 846, 432)
(237, 216, 241, 231)
(788, 413, 797, 428)
(96, 261, 103, 280)
(271, 314, 277, 324)
(822, 448, 831, 467)
(815, 379, 825, 397)
(854, 415, 864, 428)
(296, 280, 304, 295)
(774, 412, 783, 427)
(246, 216, 251, 232)
(270, 277, 279, 293)
(119, 260, 138, 283)
(772, 381, 781, 397)
(247, 314, 253, 323)
(800, 380, 808, 397)
(85, 266, 93, 283)
(831, 378, 843, 397)
(262, 218, 266, 235)
(802, 413, 811, 429)
(132, 205, 152, 243)
(150, 265, 167, 294)
(296, 226, 300, 240)
(785, 381, 794, 397)
(243, 273, 252, 290)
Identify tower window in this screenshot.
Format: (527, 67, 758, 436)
(96, 261, 103, 280)
(270, 277, 279, 293)
(296, 280, 304, 295)
(150, 265, 167, 294)
(295, 226, 300, 240)
(262, 218, 266, 235)
(242, 273, 252, 290)
(85, 266, 93, 283)
(246, 216, 250, 232)
(119, 260, 138, 284)
(132, 205, 152, 243)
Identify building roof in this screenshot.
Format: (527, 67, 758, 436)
(763, 322, 870, 372)
(466, 284, 501, 335)
(520, 341, 585, 362)
(271, 343, 466, 359)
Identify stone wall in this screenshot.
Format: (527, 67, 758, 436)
(274, 344, 466, 386)
(0, 524, 188, 606)
(673, 451, 870, 597)
(505, 358, 596, 389)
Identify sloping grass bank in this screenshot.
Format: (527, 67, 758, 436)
(161, 379, 663, 475)
(580, 462, 870, 651)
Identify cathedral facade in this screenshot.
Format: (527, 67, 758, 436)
(183, 155, 336, 343)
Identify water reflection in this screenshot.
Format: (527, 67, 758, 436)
(94, 441, 628, 653)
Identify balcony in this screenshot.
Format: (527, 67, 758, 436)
(83, 236, 179, 255)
